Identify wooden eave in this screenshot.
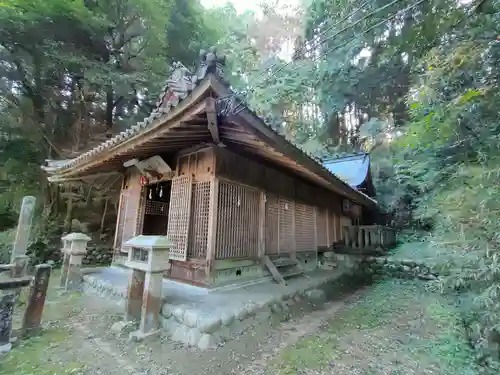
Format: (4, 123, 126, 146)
(46, 78, 214, 182)
(207, 78, 377, 209)
(45, 74, 376, 209)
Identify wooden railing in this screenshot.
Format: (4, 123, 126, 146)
(340, 225, 397, 254)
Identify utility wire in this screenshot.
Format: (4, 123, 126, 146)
(249, 0, 426, 93)
(311, 0, 427, 64)
(259, 0, 372, 77)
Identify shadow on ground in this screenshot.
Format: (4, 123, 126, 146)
(0, 269, 478, 375)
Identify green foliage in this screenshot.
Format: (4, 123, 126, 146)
(0, 0, 223, 245)
(0, 229, 15, 264)
(377, 1, 500, 368)
(271, 280, 478, 375)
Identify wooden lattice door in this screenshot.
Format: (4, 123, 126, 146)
(167, 175, 193, 261)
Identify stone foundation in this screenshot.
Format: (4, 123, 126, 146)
(159, 280, 330, 349)
(82, 247, 113, 267)
(359, 256, 440, 281)
(81, 266, 350, 350)
(82, 271, 126, 306)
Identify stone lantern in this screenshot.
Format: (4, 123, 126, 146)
(59, 232, 91, 290)
(122, 235, 172, 340)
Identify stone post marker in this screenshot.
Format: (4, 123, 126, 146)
(123, 235, 172, 341)
(0, 276, 32, 353)
(60, 233, 91, 291)
(0, 292, 15, 354)
(10, 196, 36, 278)
(22, 264, 52, 334)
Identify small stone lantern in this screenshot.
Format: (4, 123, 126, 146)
(122, 235, 172, 340)
(60, 232, 91, 290)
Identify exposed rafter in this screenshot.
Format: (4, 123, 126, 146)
(206, 97, 224, 147)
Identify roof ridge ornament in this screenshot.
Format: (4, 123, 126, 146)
(197, 47, 226, 81)
(157, 61, 198, 111)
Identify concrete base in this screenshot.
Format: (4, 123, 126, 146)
(82, 260, 351, 350)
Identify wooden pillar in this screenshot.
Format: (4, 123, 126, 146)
(291, 201, 296, 255)
(205, 177, 219, 284)
(325, 209, 330, 246)
(277, 198, 281, 253)
(112, 174, 126, 258)
(22, 264, 51, 334)
(313, 207, 318, 251)
(258, 192, 266, 258)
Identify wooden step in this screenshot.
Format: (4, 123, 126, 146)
(273, 258, 298, 268)
(262, 255, 306, 285)
(261, 255, 286, 286)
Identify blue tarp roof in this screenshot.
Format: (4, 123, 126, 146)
(322, 153, 370, 188)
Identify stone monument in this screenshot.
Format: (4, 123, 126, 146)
(10, 196, 36, 278)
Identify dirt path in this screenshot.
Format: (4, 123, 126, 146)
(235, 290, 366, 375)
(2, 278, 367, 375)
(2, 279, 477, 375)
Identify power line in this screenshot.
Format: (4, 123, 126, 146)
(252, 0, 426, 92)
(259, 0, 372, 77)
(312, 0, 427, 64)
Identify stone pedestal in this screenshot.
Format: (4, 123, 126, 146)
(122, 235, 172, 341)
(60, 233, 91, 291)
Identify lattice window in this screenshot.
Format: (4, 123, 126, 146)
(295, 202, 316, 252)
(188, 181, 211, 258)
(215, 181, 260, 259)
(265, 193, 279, 255)
(279, 197, 294, 253)
(167, 175, 193, 261)
(145, 200, 169, 216)
(316, 208, 328, 247)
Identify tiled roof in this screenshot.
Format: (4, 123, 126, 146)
(323, 153, 370, 188)
(43, 48, 225, 174)
(42, 47, 377, 207)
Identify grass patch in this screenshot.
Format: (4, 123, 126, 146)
(0, 328, 85, 375)
(270, 279, 479, 375)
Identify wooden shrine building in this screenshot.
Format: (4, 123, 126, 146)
(43, 48, 393, 288)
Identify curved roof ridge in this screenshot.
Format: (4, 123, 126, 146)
(43, 48, 227, 174)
